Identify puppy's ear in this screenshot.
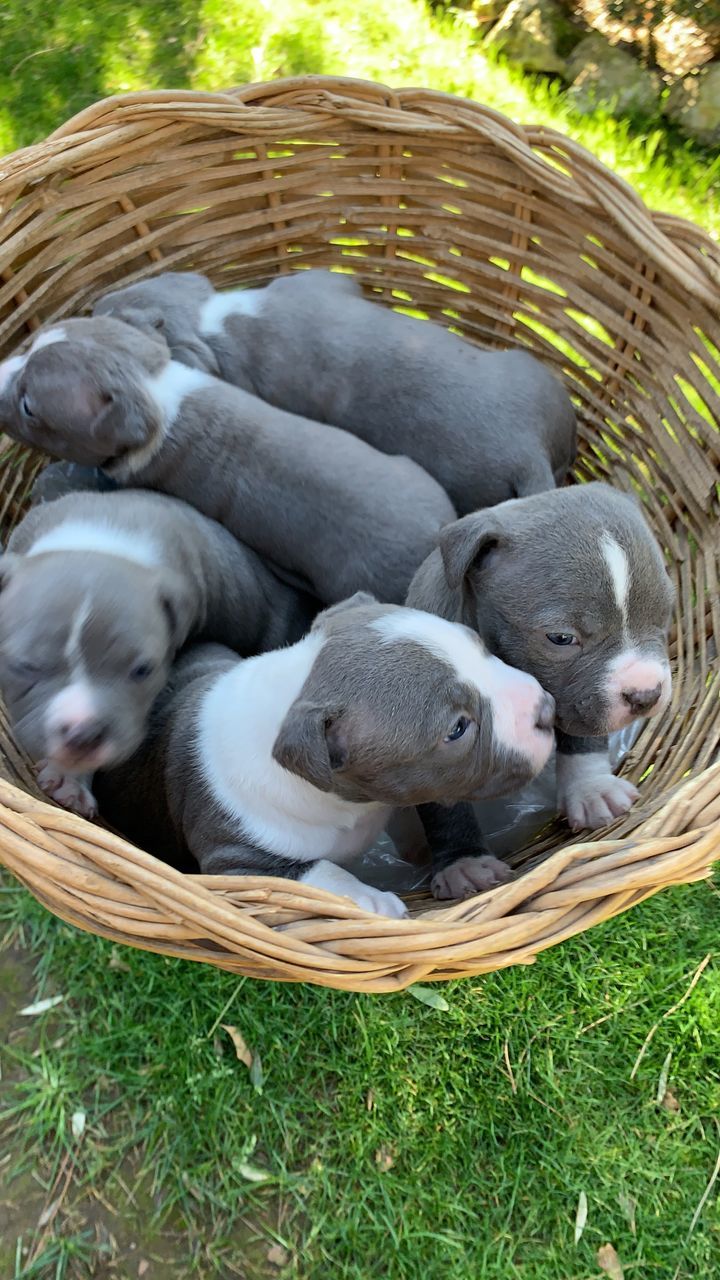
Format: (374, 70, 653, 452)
(311, 591, 377, 632)
(0, 552, 18, 590)
(104, 304, 166, 339)
(91, 380, 162, 464)
(171, 337, 220, 376)
(440, 513, 506, 589)
(157, 570, 196, 650)
(272, 701, 347, 792)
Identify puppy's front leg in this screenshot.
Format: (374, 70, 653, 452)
(36, 761, 98, 819)
(555, 730, 638, 832)
(198, 845, 407, 919)
(417, 802, 513, 900)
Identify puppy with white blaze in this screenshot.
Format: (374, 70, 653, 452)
(407, 483, 674, 897)
(0, 490, 317, 818)
(94, 595, 557, 917)
(0, 317, 456, 606)
(94, 268, 577, 513)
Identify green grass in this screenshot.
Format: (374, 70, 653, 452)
(1, 1, 719, 1275)
(2, 878, 720, 1277)
(0, 0, 718, 236)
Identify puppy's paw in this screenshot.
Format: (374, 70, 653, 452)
(431, 854, 512, 901)
(557, 765, 638, 832)
(351, 886, 409, 919)
(37, 762, 98, 819)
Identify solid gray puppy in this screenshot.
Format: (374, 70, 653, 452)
(95, 595, 557, 915)
(0, 488, 317, 815)
(0, 317, 456, 605)
(94, 269, 577, 514)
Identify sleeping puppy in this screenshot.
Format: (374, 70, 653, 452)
(94, 269, 577, 513)
(94, 595, 556, 916)
(0, 489, 318, 816)
(407, 482, 674, 896)
(0, 318, 456, 605)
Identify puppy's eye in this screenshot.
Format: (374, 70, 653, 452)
(546, 632, 579, 647)
(445, 715, 471, 743)
(19, 393, 36, 420)
(129, 661, 154, 682)
(8, 657, 40, 679)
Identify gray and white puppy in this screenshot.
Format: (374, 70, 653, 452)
(0, 489, 318, 816)
(407, 482, 674, 895)
(95, 269, 577, 514)
(0, 318, 456, 605)
(95, 595, 557, 915)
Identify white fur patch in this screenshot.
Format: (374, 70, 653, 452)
(605, 648, 671, 730)
(143, 360, 215, 425)
(199, 288, 264, 336)
(195, 634, 392, 862)
(45, 679, 98, 736)
(0, 327, 67, 393)
(556, 750, 638, 831)
(371, 609, 551, 768)
(27, 520, 161, 569)
(601, 534, 630, 625)
(63, 594, 92, 666)
(300, 861, 407, 917)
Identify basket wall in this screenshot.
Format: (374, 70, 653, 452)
(0, 78, 718, 990)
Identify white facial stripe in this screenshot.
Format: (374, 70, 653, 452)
(0, 326, 67, 393)
(372, 608, 494, 680)
(143, 360, 215, 426)
(30, 326, 66, 353)
(63, 595, 92, 667)
(199, 288, 264, 336)
(601, 534, 630, 626)
(28, 520, 161, 568)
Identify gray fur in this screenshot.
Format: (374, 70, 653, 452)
(95, 597, 553, 882)
(0, 316, 456, 605)
(0, 489, 317, 779)
(408, 482, 674, 739)
(94, 269, 577, 514)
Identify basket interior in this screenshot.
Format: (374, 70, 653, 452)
(0, 82, 718, 904)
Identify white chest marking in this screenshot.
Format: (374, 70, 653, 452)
(196, 634, 390, 862)
(27, 520, 161, 569)
(143, 360, 215, 425)
(199, 288, 264, 336)
(601, 534, 630, 628)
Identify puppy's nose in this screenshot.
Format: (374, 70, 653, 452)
(59, 720, 108, 752)
(535, 691, 555, 732)
(622, 684, 662, 716)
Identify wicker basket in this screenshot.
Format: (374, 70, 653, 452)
(0, 77, 718, 992)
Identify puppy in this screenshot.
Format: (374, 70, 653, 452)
(0, 489, 318, 815)
(407, 482, 674, 895)
(0, 318, 456, 605)
(94, 269, 577, 513)
(95, 595, 556, 915)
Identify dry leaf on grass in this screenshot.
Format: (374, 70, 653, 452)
(574, 1190, 588, 1243)
(221, 1024, 264, 1093)
(366, 1089, 375, 1112)
(655, 1049, 673, 1105)
(236, 1162, 271, 1183)
(662, 1088, 680, 1112)
(138, 1262, 150, 1278)
(375, 1146, 395, 1172)
(71, 1110, 86, 1140)
(598, 1242, 625, 1280)
(37, 1196, 62, 1229)
(408, 985, 450, 1012)
(18, 994, 64, 1017)
(108, 949, 131, 973)
(267, 1244, 290, 1267)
